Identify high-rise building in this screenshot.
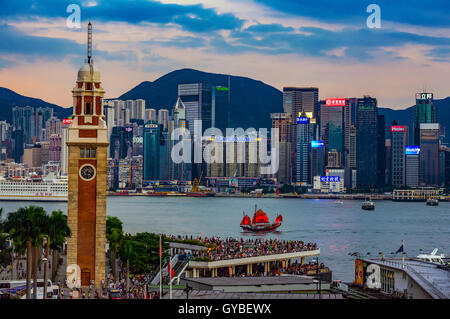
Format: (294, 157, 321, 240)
(390, 125, 409, 187)
(145, 108, 157, 123)
(414, 93, 436, 145)
(61, 123, 69, 175)
(419, 123, 440, 186)
(356, 96, 378, 189)
(143, 121, 161, 180)
(283, 87, 318, 182)
(296, 113, 311, 184)
(405, 146, 420, 188)
(212, 86, 230, 134)
(44, 116, 62, 141)
(320, 99, 344, 168)
(110, 126, 133, 160)
(126, 100, 135, 119)
(271, 113, 292, 184)
(377, 115, 386, 189)
(311, 140, 325, 181)
(12, 106, 33, 144)
(178, 83, 213, 133)
(49, 134, 61, 162)
(158, 109, 169, 131)
(135, 99, 145, 120)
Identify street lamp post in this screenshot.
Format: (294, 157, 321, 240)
(42, 257, 48, 299)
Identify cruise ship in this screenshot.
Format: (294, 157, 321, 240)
(0, 173, 68, 202)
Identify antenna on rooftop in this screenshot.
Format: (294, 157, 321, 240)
(87, 21, 93, 64)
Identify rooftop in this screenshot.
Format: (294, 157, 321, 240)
(363, 258, 450, 299)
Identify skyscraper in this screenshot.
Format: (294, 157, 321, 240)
(377, 115, 386, 189)
(135, 99, 145, 120)
(178, 83, 213, 133)
(414, 93, 436, 145)
(419, 123, 440, 186)
(12, 106, 33, 144)
(320, 99, 344, 168)
(283, 87, 318, 182)
(390, 125, 409, 187)
(212, 86, 230, 134)
(406, 146, 420, 188)
(271, 113, 292, 184)
(143, 121, 161, 180)
(145, 108, 157, 123)
(296, 113, 311, 184)
(356, 96, 378, 189)
(158, 109, 169, 131)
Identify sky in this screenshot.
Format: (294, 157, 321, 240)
(0, 0, 449, 109)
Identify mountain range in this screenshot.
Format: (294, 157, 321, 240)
(0, 68, 449, 143)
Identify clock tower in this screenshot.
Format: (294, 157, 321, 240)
(66, 22, 108, 288)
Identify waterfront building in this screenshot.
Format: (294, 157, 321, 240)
(320, 99, 344, 168)
(212, 86, 230, 133)
(443, 146, 450, 187)
(283, 87, 318, 181)
(66, 22, 108, 288)
(107, 158, 118, 190)
(390, 125, 409, 187)
(117, 156, 143, 189)
(296, 113, 311, 185)
(356, 96, 378, 189)
(23, 144, 42, 168)
(143, 121, 161, 180)
(385, 139, 391, 186)
(406, 146, 420, 187)
(271, 113, 292, 184)
(60, 123, 69, 175)
(110, 126, 133, 160)
(13, 128, 24, 163)
(377, 115, 386, 189)
(414, 93, 436, 145)
(310, 141, 325, 182)
(178, 83, 213, 133)
(419, 123, 440, 186)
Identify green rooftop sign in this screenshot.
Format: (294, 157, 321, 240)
(216, 86, 229, 91)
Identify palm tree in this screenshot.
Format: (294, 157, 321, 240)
(43, 210, 71, 299)
(0, 209, 13, 272)
(106, 216, 123, 281)
(4, 206, 48, 299)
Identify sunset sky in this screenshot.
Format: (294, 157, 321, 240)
(0, 0, 449, 109)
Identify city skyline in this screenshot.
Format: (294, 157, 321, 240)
(0, 0, 450, 109)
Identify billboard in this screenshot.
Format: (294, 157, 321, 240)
(311, 140, 324, 148)
(297, 117, 309, 124)
(405, 146, 420, 155)
(320, 176, 340, 182)
(354, 259, 364, 286)
(391, 126, 406, 132)
(63, 118, 72, 125)
(416, 93, 433, 100)
(325, 98, 346, 106)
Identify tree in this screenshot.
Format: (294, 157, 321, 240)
(4, 206, 48, 299)
(44, 210, 71, 298)
(0, 209, 13, 270)
(118, 237, 140, 298)
(106, 216, 123, 281)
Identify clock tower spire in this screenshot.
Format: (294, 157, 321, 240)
(66, 21, 108, 289)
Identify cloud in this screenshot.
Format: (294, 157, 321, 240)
(0, 0, 244, 33)
(254, 0, 450, 28)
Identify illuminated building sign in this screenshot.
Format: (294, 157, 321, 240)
(125, 127, 133, 132)
(213, 136, 257, 143)
(145, 124, 158, 128)
(63, 118, 72, 124)
(297, 117, 309, 124)
(416, 93, 433, 100)
(298, 112, 313, 119)
(391, 126, 406, 132)
(311, 141, 324, 148)
(405, 146, 420, 155)
(216, 86, 229, 91)
(133, 136, 143, 144)
(325, 98, 346, 106)
(320, 176, 340, 182)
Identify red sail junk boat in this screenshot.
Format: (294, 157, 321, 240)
(240, 205, 283, 232)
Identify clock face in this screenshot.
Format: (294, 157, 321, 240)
(79, 164, 96, 181)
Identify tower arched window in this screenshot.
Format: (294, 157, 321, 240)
(86, 102, 92, 115)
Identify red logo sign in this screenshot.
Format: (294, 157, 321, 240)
(63, 119, 72, 124)
(391, 126, 406, 132)
(325, 98, 346, 106)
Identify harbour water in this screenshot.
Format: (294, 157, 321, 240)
(1, 197, 449, 282)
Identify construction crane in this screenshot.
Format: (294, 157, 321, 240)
(191, 171, 203, 192)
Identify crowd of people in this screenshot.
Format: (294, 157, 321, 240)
(186, 236, 318, 261)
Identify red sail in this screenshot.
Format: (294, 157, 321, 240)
(240, 215, 251, 226)
(275, 215, 283, 224)
(252, 209, 269, 224)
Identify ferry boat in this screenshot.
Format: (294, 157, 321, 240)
(426, 198, 439, 206)
(240, 205, 282, 232)
(0, 173, 68, 202)
(413, 249, 449, 265)
(362, 197, 375, 210)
